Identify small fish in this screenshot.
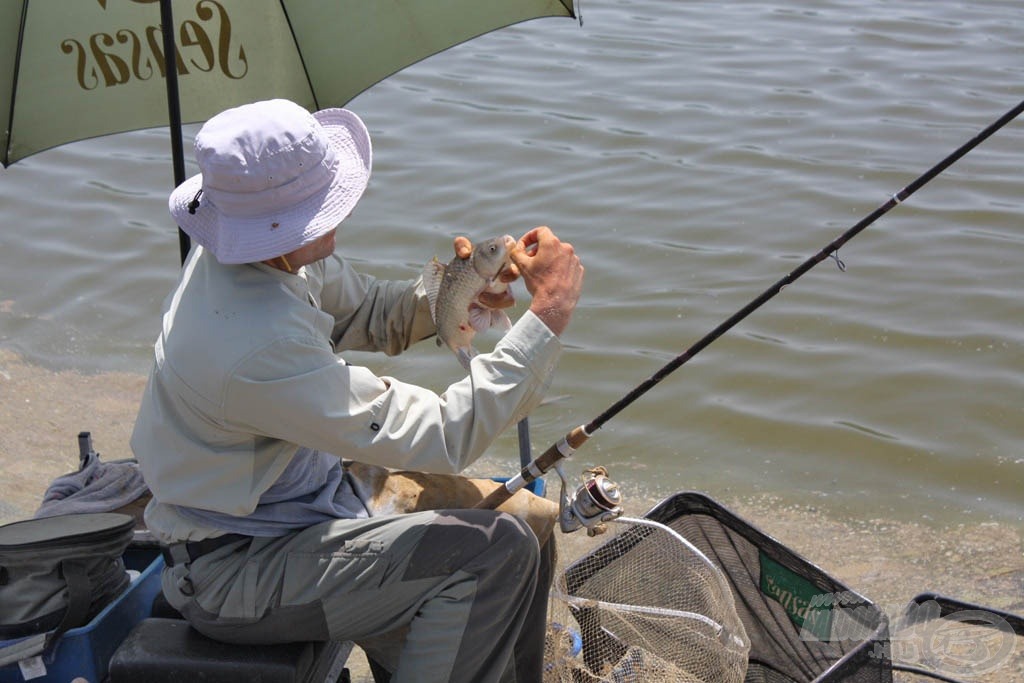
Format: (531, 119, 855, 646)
(422, 235, 516, 369)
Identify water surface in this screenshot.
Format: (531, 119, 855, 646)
(1, 0, 1021, 526)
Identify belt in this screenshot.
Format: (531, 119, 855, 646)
(160, 533, 251, 567)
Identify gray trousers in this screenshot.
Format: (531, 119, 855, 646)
(162, 508, 555, 682)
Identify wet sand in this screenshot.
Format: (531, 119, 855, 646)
(1, 348, 1020, 681)
(0, 349, 145, 523)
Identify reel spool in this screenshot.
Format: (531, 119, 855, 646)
(554, 465, 623, 536)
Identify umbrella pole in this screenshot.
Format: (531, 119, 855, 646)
(477, 96, 1024, 511)
(159, 0, 191, 265)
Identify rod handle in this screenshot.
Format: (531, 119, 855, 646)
(476, 425, 591, 510)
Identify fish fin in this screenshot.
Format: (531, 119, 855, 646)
(467, 303, 493, 333)
(421, 257, 445, 322)
(455, 346, 477, 370)
(468, 303, 513, 333)
(492, 310, 512, 331)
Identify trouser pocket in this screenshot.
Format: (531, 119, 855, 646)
(282, 539, 389, 606)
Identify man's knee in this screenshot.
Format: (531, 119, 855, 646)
(491, 510, 542, 565)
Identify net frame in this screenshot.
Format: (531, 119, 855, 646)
(548, 514, 751, 682)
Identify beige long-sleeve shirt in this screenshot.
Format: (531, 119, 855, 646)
(131, 247, 561, 542)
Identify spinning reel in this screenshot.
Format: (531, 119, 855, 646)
(553, 464, 624, 536)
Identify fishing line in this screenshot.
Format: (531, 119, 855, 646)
(479, 96, 1024, 510)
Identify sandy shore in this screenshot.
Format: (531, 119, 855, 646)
(0, 349, 145, 523)
(1, 348, 1020, 681)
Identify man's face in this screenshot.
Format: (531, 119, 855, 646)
(288, 228, 337, 267)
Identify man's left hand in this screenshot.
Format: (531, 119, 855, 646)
(453, 236, 519, 309)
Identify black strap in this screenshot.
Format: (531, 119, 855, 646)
(160, 534, 251, 567)
(38, 559, 92, 660)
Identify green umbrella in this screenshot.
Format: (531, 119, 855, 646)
(1, 0, 578, 258)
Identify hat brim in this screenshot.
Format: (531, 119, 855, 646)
(168, 109, 372, 265)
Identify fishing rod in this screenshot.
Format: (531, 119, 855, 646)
(478, 97, 1024, 521)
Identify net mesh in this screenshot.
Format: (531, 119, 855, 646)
(545, 516, 750, 683)
(647, 493, 891, 683)
(544, 492, 896, 682)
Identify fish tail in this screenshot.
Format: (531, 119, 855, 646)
(421, 257, 446, 322)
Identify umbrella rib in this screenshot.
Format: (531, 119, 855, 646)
(3, 1, 30, 167)
(277, 0, 320, 111)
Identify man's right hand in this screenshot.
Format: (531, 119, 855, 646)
(510, 226, 584, 337)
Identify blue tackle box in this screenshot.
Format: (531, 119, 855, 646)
(0, 546, 164, 683)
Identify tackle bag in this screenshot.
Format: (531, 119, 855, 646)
(0, 512, 135, 666)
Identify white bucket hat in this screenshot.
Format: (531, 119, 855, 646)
(169, 99, 372, 264)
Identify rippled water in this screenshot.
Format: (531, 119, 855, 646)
(1, 0, 1022, 525)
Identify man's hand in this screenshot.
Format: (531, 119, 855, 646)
(453, 235, 519, 310)
(509, 226, 583, 337)
(453, 235, 472, 260)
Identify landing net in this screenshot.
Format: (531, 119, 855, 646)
(545, 516, 750, 682)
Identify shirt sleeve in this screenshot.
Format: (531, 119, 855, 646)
(224, 311, 561, 474)
(314, 254, 437, 355)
